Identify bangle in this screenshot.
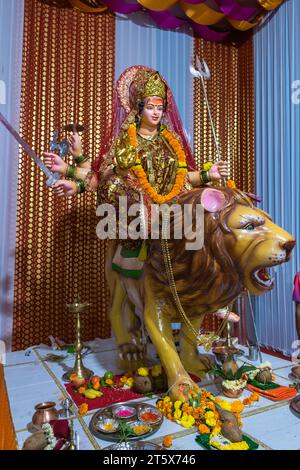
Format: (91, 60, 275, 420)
(201, 170, 210, 184)
(66, 164, 76, 178)
(74, 154, 88, 165)
(75, 179, 85, 194)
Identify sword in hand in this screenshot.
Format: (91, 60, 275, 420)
(0, 111, 61, 187)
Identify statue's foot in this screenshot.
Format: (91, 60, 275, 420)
(168, 377, 201, 402)
(181, 353, 215, 379)
(118, 341, 145, 362)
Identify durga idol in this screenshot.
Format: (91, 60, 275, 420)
(44, 65, 228, 277)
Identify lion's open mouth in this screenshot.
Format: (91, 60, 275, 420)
(252, 267, 274, 289)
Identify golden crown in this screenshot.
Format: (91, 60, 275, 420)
(142, 72, 166, 100)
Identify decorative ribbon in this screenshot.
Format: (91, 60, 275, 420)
(228, 17, 261, 31)
(149, 9, 186, 29)
(101, 0, 141, 14)
(191, 21, 231, 42)
(60, 0, 286, 43)
(215, 0, 258, 21)
(181, 2, 224, 25)
(138, 0, 178, 11)
(258, 0, 284, 11)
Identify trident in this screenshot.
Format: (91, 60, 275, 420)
(190, 56, 222, 163)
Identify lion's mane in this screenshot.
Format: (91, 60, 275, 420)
(148, 188, 254, 314)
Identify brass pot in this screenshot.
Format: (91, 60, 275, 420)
(32, 401, 59, 428)
(221, 385, 244, 399)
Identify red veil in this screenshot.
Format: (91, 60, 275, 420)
(92, 65, 197, 175)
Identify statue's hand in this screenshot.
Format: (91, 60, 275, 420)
(44, 152, 67, 175)
(208, 161, 229, 181)
(68, 131, 82, 157)
(52, 180, 78, 197)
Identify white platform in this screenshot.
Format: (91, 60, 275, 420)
(3, 339, 300, 450)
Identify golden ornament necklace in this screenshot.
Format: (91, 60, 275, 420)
(128, 123, 188, 205)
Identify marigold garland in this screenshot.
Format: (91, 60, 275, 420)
(156, 388, 260, 450)
(128, 123, 188, 204)
(226, 179, 236, 189)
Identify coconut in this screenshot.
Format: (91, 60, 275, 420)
(222, 359, 239, 378)
(132, 374, 153, 393)
(256, 369, 272, 384)
(23, 431, 48, 450)
(221, 421, 243, 443)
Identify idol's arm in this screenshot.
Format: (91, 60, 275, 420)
(188, 171, 203, 187)
(188, 161, 229, 187)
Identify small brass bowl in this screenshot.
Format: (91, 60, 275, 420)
(138, 407, 162, 425)
(96, 417, 119, 434)
(112, 405, 136, 420)
(128, 420, 151, 436)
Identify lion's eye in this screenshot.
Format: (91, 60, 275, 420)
(244, 224, 255, 230)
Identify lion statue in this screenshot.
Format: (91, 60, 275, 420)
(105, 187, 295, 400)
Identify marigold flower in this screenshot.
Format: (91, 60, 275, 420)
(174, 409, 182, 420)
(78, 386, 86, 394)
(163, 396, 171, 404)
(206, 417, 217, 428)
(204, 411, 214, 420)
(126, 378, 134, 387)
(180, 415, 195, 428)
(137, 367, 149, 377)
(226, 179, 236, 189)
(211, 425, 222, 436)
(250, 392, 260, 402)
(79, 403, 88, 415)
(215, 398, 232, 411)
(205, 402, 215, 411)
(231, 401, 244, 413)
(163, 435, 172, 448)
(203, 162, 213, 172)
(174, 400, 182, 410)
(181, 403, 189, 412)
(243, 398, 251, 406)
(198, 424, 210, 434)
(105, 378, 113, 385)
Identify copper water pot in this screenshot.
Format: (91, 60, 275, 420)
(32, 401, 58, 427)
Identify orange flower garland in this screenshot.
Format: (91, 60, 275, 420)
(128, 123, 188, 204)
(226, 179, 236, 189)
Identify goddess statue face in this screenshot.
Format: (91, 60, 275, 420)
(140, 96, 164, 129)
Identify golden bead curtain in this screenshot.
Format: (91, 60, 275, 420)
(193, 37, 254, 335)
(12, 0, 115, 350)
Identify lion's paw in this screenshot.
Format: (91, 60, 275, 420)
(181, 353, 215, 379)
